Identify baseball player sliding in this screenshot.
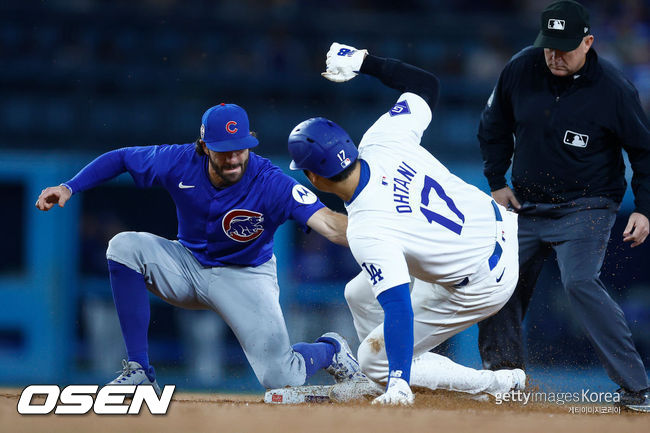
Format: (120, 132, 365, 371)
(35, 103, 362, 393)
(288, 43, 525, 405)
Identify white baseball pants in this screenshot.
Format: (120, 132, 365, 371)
(347, 209, 519, 393)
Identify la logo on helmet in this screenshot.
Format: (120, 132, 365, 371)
(226, 121, 238, 134)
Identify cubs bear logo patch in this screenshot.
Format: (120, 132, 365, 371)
(222, 209, 265, 242)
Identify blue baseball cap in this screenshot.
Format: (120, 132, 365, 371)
(200, 103, 259, 152)
(288, 117, 358, 178)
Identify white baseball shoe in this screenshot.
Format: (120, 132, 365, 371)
(316, 332, 363, 383)
(108, 359, 162, 396)
(485, 368, 526, 397)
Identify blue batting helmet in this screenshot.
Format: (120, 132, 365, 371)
(288, 117, 358, 178)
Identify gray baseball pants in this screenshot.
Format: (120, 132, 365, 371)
(106, 231, 307, 389)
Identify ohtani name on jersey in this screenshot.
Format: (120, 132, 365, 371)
(393, 161, 417, 213)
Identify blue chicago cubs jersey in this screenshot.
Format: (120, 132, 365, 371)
(66, 143, 324, 267)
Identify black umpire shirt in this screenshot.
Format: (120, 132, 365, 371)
(478, 46, 650, 217)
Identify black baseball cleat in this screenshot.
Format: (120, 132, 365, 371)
(616, 387, 650, 412)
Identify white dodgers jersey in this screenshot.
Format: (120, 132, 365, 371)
(346, 92, 504, 297)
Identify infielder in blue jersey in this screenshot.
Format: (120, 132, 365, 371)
(288, 43, 525, 405)
(35, 103, 361, 394)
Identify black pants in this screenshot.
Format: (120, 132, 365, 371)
(478, 197, 649, 392)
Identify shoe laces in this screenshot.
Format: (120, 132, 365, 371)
(332, 364, 349, 381)
(331, 358, 361, 381)
(114, 359, 138, 383)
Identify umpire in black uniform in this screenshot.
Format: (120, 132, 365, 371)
(477, 0, 650, 411)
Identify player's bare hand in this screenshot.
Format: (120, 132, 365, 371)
(623, 212, 649, 248)
(371, 378, 414, 406)
(491, 186, 521, 211)
(321, 42, 368, 83)
(35, 185, 72, 211)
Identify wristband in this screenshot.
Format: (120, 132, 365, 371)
(60, 183, 73, 194)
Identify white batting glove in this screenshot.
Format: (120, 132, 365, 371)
(321, 42, 368, 83)
(371, 378, 414, 406)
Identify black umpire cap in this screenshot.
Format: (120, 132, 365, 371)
(534, 0, 590, 52)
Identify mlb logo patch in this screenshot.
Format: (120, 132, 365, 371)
(563, 130, 589, 148)
(389, 100, 410, 116)
(337, 149, 351, 169)
(548, 19, 565, 30)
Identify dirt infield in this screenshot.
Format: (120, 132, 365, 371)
(2, 388, 647, 433)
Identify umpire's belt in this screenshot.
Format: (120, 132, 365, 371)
(488, 200, 503, 271)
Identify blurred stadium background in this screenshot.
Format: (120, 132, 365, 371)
(1, 0, 649, 393)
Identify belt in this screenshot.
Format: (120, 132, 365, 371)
(488, 201, 503, 271)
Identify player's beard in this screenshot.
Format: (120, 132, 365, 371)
(209, 154, 249, 187)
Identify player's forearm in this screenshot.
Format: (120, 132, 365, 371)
(477, 73, 516, 191)
(631, 181, 650, 219)
(325, 212, 350, 247)
(480, 143, 514, 191)
(306, 208, 349, 247)
(360, 54, 440, 111)
(65, 148, 129, 194)
(628, 128, 650, 217)
(478, 125, 515, 191)
(377, 283, 414, 385)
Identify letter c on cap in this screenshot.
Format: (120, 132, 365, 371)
(226, 121, 238, 134)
